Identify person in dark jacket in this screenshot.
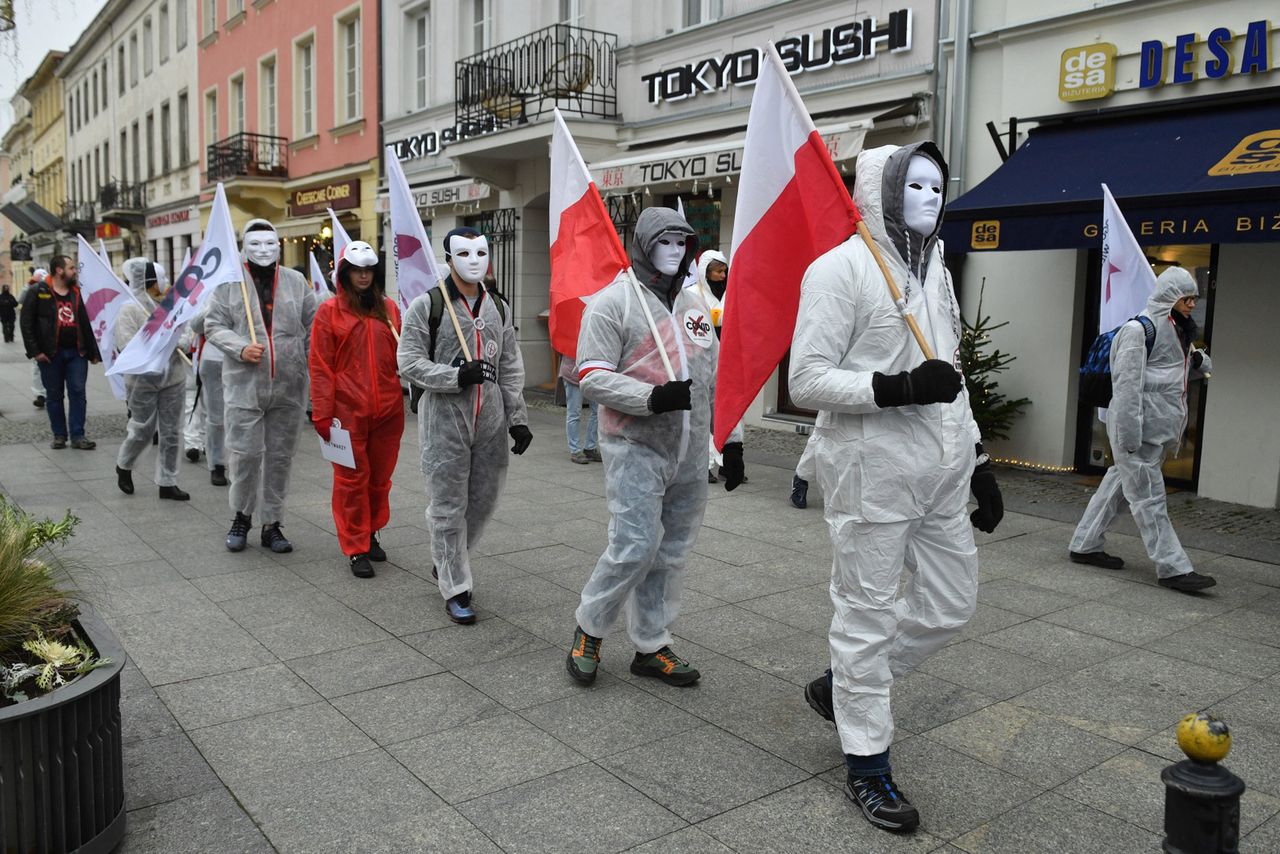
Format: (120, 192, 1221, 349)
(0, 284, 18, 342)
(19, 255, 101, 449)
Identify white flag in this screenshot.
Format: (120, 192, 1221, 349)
(76, 235, 132, 400)
(97, 238, 111, 267)
(1099, 184, 1155, 334)
(386, 145, 446, 312)
(308, 250, 330, 299)
(327, 208, 351, 284)
(673, 197, 699, 291)
(109, 183, 242, 377)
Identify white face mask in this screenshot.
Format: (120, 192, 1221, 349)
(902, 155, 944, 237)
(243, 230, 281, 267)
(650, 231, 688, 277)
(448, 235, 489, 285)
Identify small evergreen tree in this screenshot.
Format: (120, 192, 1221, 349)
(959, 279, 1031, 441)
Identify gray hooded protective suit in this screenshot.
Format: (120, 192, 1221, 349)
(397, 278, 528, 600)
(201, 238, 316, 525)
(788, 143, 981, 758)
(573, 207, 731, 653)
(115, 257, 190, 486)
(1070, 267, 1209, 579)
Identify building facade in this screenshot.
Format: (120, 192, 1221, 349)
(60, 0, 203, 275)
(381, 0, 937, 388)
(938, 0, 1280, 508)
(1, 108, 35, 285)
(197, 0, 381, 270)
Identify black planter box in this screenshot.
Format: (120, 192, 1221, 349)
(1, 610, 127, 853)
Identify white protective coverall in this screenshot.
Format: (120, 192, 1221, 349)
(189, 301, 227, 472)
(575, 207, 740, 653)
(115, 258, 190, 486)
(397, 278, 528, 600)
(788, 143, 982, 758)
(1069, 267, 1210, 579)
(202, 231, 316, 525)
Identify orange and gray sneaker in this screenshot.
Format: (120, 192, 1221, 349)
(566, 625, 603, 684)
(630, 646, 700, 686)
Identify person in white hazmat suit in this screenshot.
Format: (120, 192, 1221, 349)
(397, 227, 532, 625)
(187, 311, 230, 487)
(565, 207, 744, 688)
(203, 219, 317, 553)
(1068, 267, 1216, 591)
(113, 258, 192, 501)
(788, 143, 1003, 833)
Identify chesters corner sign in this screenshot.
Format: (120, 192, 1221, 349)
(642, 9, 914, 105)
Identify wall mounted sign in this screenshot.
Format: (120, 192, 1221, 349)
(1140, 20, 1271, 89)
(145, 208, 193, 230)
(390, 118, 501, 161)
(374, 179, 491, 214)
(289, 179, 361, 217)
(1059, 43, 1117, 102)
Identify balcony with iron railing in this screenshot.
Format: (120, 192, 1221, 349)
(60, 199, 95, 235)
(206, 132, 289, 183)
(455, 24, 617, 135)
(97, 180, 147, 224)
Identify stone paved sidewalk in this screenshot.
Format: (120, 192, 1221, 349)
(2, 341, 1279, 853)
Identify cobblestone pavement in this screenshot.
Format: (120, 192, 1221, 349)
(3, 342, 1279, 853)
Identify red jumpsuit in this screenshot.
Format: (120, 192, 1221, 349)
(309, 292, 405, 557)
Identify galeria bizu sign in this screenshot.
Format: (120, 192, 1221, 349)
(642, 9, 914, 105)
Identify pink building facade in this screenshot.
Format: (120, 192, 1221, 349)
(197, 0, 380, 268)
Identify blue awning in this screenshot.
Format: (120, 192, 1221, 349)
(942, 101, 1280, 252)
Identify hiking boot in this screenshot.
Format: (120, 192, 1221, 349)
(631, 646, 700, 686)
(33, 395, 45, 408)
(116, 466, 134, 495)
(50, 436, 67, 449)
(566, 626, 603, 684)
(846, 772, 920, 832)
(210, 465, 228, 486)
(159, 485, 190, 501)
(349, 554, 375, 578)
(569, 450, 589, 465)
(446, 592, 476, 624)
(226, 512, 252, 552)
(791, 475, 809, 509)
(261, 523, 293, 553)
(368, 532, 387, 562)
(584, 448, 601, 462)
(1069, 550, 1124, 570)
(185, 447, 201, 462)
(805, 673, 835, 723)
(1159, 571, 1218, 592)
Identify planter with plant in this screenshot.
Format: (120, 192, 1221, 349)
(0, 498, 127, 854)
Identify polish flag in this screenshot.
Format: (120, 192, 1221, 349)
(308, 250, 329, 299)
(549, 108, 630, 358)
(712, 43, 862, 449)
(1099, 183, 1154, 334)
(97, 238, 111, 267)
(327, 207, 351, 285)
(386, 145, 447, 313)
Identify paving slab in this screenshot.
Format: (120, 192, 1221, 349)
(952, 791, 1162, 853)
(155, 662, 323, 729)
(120, 787, 274, 854)
(286, 636, 445, 698)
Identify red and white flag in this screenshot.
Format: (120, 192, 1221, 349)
(75, 234, 132, 400)
(1099, 183, 1155, 334)
(108, 183, 241, 377)
(713, 43, 862, 449)
(96, 238, 111, 267)
(386, 145, 446, 313)
(308, 250, 328, 298)
(327, 207, 351, 285)
(548, 108, 630, 358)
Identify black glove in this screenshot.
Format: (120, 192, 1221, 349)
(1191, 350, 1204, 370)
(648, 379, 693, 414)
(872, 360, 963, 408)
(720, 442, 745, 491)
(970, 453, 1003, 533)
(509, 425, 533, 455)
(456, 359, 496, 387)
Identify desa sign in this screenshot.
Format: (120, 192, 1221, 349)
(1059, 43, 1117, 102)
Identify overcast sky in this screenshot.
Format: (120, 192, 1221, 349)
(0, 0, 110, 137)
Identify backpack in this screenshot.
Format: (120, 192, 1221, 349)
(409, 286, 507, 414)
(1078, 315, 1156, 408)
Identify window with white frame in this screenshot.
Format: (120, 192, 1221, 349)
(146, 111, 155, 178)
(161, 102, 172, 173)
(294, 35, 315, 136)
(682, 0, 723, 27)
(144, 16, 154, 75)
(204, 89, 218, 148)
(470, 0, 491, 54)
(259, 57, 277, 136)
(228, 0, 243, 19)
(91, 71, 98, 116)
(100, 60, 108, 107)
(131, 120, 140, 181)
(118, 45, 126, 95)
(559, 0, 583, 26)
(130, 32, 139, 86)
(411, 7, 429, 110)
(202, 0, 216, 38)
(177, 91, 189, 164)
(230, 74, 245, 134)
(176, 0, 188, 50)
(120, 129, 128, 181)
(339, 12, 361, 123)
(159, 4, 170, 63)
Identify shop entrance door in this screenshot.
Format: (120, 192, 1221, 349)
(1075, 244, 1216, 489)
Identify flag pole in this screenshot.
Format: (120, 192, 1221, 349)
(238, 279, 259, 346)
(625, 268, 677, 381)
(855, 221, 935, 361)
(438, 280, 473, 361)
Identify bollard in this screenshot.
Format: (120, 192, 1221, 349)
(1162, 712, 1245, 854)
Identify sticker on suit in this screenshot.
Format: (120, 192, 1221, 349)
(683, 309, 713, 349)
(484, 339, 498, 359)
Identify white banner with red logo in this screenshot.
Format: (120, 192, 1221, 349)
(75, 234, 132, 400)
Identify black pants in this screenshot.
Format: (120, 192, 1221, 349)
(1, 319, 14, 342)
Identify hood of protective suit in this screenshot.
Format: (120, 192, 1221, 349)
(631, 207, 698, 300)
(854, 142, 949, 280)
(122, 256, 160, 308)
(695, 250, 727, 288)
(1148, 266, 1197, 318)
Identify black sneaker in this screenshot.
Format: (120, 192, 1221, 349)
(1159, 571, 1217, 592)
(368, 532, 387, 562)
(116, 466, 135, 495)
(185, 447, 201, 463)
(210, 465, 228, 486)
(791, 475, 809, 509)
(846, 772, 920, 832)
(349, 554, 375, 578)
(226, 512, 252, 552)
(804, 673, 834, 723)
(1069, 550, 1124, 570)
(158, 485, 190, 501)
(261, 523, 293, 553)
(33, 395, 45, 408)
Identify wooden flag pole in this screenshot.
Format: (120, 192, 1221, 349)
(438, 281, 473, 362)
(626, 268, 677, 382)
(238, 279, 259, 346)
(386, 320, 400, 344)
(856, 221, 935, 361)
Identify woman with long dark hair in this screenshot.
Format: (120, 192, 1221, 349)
(309, 241, 405, 578)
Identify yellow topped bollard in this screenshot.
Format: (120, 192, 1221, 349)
(1162, 712, 1245, 854)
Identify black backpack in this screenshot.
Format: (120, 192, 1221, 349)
(408, 287, 507, 414)
(1078, 315, 1156, 408)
